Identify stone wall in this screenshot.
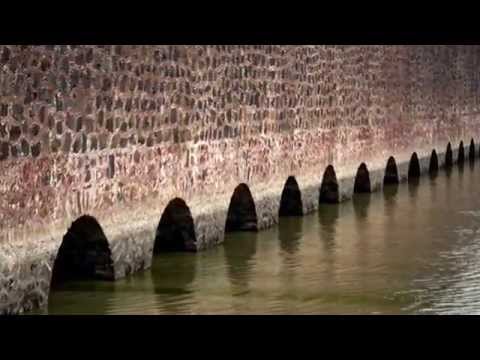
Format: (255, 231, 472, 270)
(1, 45, 480, 313)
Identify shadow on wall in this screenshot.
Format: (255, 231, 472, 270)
(225, 184, 258, 232)
(154, 198, 197, 253)
(50, 215, 114, 289)
(279, 176, 303, 217)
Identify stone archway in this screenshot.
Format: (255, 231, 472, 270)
(354, 163, 371, 194)
(408, 152, 421, 180)
(279, 176, 303, 217)
(154, 198, 197, 253)
(50, 215, 114, 288)
(319, 165, 339, 204)
(469, 139, 475, 162)
(429, 149, 439, 175)
(384, 156, 399, 185)
(458, 141, 465, 165)
(225, 184, 258, 232)
(445, 142, 453, 168)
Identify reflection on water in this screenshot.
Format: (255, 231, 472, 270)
(224, 232, 258, 295)
(353, 193, 371, 221)
(42, 163, 480, 315)
(318, 204, 339, 250)
(46, 280, 113, 315)
(279, 217, 303, 256)
(408, 178, 420, 199)
(151, 253, 197, 314)
(383, 184, 398, 218)
(469, 160, 475, 171)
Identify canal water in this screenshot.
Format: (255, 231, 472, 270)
(41, 162, 480, 315)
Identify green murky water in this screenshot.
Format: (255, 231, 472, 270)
(41, 163, 480, 314)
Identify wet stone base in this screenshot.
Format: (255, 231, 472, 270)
(0, 146, 464, 314)
(0, 253, 53, 314)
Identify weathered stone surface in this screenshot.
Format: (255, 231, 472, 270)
(1, 45, 480, 314)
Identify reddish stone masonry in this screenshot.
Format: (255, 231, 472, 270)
(1, 45, 480, 313)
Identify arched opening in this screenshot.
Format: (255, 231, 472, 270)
(429, 149, 439, 176)
(469, 139, 475, 163)
(319, 165, 339, 204)
(50, 215, 114, 288)
(154, 198, 197, 253)
(354, 163, 371, 194)
(458, 141, 465, 165)
(279, 176, 303, 217)
(408, 152, 421, 180)
(225, 184, 258, 232)
(445, 142, 453, 169)
(383, 156, 399, 185)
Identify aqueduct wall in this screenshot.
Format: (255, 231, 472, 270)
(1, 45, 480, 313)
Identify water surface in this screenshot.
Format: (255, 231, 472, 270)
(43, 164, 480, 314)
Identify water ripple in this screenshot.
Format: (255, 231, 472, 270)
(43, 165, 480, 315)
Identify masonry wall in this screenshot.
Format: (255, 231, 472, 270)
(1, 45, 480, 313)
